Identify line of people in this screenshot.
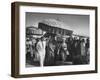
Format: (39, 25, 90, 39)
(26, 35, 90, 67)
(67, 37, 90, 64)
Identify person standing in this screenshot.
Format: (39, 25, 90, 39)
(59, 37, 69, 64)
(36, 37, 46, 67)
(81, 39, 86, 56)
(85, 38, 90, 64)
(44, 36, 56, 66)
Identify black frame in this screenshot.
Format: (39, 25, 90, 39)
(11, 2, 98, 78)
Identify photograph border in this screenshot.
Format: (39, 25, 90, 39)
(11, 2, 98, 78)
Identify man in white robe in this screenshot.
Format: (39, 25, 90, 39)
(36, 37, 46, 67)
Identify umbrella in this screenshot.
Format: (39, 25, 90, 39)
(38, 19, 73, 36)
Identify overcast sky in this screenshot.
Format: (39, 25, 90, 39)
(26, 12, 89, 37)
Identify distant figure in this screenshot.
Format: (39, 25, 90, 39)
(36, 37, 47, 67)
(85, 38, 89, 55)
(85, 38, 90, 64)
(81, 39, 86, 56)
(44, 36, 56, 66)
(59, 37, 69, 63)
(26, 39, 33, 64)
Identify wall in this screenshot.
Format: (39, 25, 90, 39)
(0, 0, 100, 80)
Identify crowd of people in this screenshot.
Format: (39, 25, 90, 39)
(26, 33, 90, 67)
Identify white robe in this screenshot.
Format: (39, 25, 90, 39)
(36, 40, 46, 67)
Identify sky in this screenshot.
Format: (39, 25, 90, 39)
(26, 12, 89, 37)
